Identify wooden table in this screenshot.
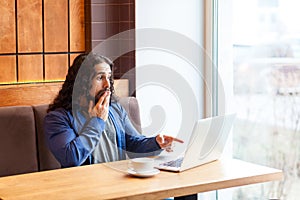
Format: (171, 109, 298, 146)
(0, 158, 283, 200)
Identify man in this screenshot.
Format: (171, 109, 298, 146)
(44, 52, 183, 168)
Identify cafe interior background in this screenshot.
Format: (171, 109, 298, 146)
(1, 0, 300, 199)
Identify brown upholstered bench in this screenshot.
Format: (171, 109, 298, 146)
(0, 97, 141, 177)
(0, 106, 38, 176)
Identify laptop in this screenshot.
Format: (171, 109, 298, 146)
(154, 113, 236, 172)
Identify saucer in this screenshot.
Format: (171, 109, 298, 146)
(127, 168, 160, 178)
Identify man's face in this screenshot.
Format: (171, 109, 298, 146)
(89, 62, 112, 101)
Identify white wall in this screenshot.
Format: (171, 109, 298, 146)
(135, 1, 233, 199)
(135, 0, 205, 143)
(136, 0, 203, 44)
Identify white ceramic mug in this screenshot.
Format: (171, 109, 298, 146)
(128, 157, 155, 173)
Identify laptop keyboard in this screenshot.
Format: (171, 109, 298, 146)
(159, 157, 184, 168)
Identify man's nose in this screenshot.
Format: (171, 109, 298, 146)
(103, 77, 110, 88)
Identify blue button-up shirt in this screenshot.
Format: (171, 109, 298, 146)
(44, 102, 162, 168)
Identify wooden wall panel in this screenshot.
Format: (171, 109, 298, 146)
(0, 56, 16, 83)
(0, 0, 16, 53)
(18, 55, 43, 82)
(44, 54, 68, 81)
(70, 0, 85, 51)
(70, 53, 81, 66)
(17, 0, 43, 52)
(44, 0, 68, 52)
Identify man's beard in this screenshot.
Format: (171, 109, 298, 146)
(94, 87, 111, 104)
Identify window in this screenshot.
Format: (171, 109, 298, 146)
(232, 0, 300, 199)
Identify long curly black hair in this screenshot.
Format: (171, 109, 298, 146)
(47, 53, 115, 112)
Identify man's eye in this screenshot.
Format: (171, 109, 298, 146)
(96, 76, 110, 81)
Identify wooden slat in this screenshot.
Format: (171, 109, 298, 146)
(70, 0, 85, 51)
(0, 79, 129, 107)
(114, 78, 129, 97)
(44, 0, 68, 52)
(0, 56, 16, 83)
(0, 83, 62, 106)
(0, 0, 16, 53)
(45, 54, 68, 81)
(17, 0, 43, 52)
(18, 55, 43, 82)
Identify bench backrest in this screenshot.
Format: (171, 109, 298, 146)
(0, 97, 142, 177)
(0, 106, 38, 176)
